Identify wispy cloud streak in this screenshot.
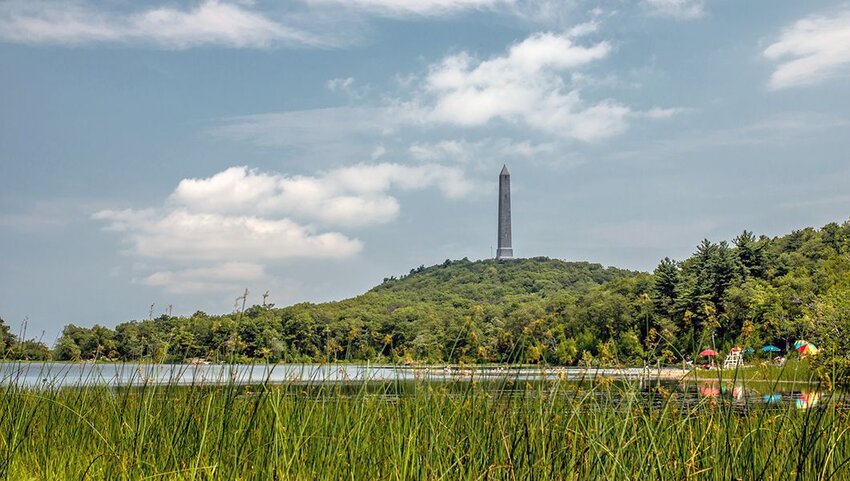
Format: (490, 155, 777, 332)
(764, 8, 850, 90)
(0, 0, 326, 48)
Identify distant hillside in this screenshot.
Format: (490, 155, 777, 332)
(270, 258, 645, 363)
(371, 257, 638, 301)
(18, 219, 850, 368)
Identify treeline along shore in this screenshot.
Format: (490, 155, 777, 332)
(3, 221, 850, 377)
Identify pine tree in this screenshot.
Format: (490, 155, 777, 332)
(734, 230, 765, 277)
(652, 257, 679, 319)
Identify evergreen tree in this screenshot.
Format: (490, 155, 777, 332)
(652, 257, 679, 319)
(734, 230, 766, 277)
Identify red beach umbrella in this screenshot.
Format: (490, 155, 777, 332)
(699, 384, 720, 397)
(699, 349, 718, 357)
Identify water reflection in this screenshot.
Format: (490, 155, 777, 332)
(0, 362, 838, 410)
(796, 391, 820, 409)
(696, 381, 828, 410)
(0, 362, 678, 387)
(762, 394, 782, 404)
(699, 384, 720, 397)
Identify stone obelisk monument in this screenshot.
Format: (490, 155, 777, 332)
(496, 165, 513, 260)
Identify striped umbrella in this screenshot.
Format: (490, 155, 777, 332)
(796, 391, 820, 409)
(799, 343, 819, 356)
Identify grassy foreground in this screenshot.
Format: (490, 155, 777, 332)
(1, 377, 849, 480)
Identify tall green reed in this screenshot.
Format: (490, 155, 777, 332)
(0, 364, 848, 480)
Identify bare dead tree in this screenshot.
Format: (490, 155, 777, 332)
(18, 316, 28, 342)
(239, 288, 249, 314)
(18, 317, 28, 359)
(262, 290, 269, 307)
(235, 288, 249, 315)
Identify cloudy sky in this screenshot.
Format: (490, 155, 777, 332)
(2, 0, 849, 341)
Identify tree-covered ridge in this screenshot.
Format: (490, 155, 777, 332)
(271, 258, 641, 364)
(41, 259, 643, 364)
(5, 220, 850, 367)
(0, 317, 51, 361)
(372, 257, 636, 301)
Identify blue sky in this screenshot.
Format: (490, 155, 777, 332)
(1, 0, 849, 343)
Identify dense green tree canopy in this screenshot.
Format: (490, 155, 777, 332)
(4, 220, 850, 367)
(0, 316, 50, 361)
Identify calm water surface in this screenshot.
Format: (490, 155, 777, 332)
(2, 362, 649, 386)
(1, 362, 838, 410)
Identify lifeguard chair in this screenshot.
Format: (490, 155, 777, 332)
(723, 347, 744, 369)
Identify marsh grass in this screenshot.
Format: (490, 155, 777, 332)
(1, 364, 849, 480)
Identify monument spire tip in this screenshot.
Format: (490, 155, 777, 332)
(500, 164, 509, 175)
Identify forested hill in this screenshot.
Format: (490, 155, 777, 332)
(306, 258, 638, 328)
(3, 220, 850, 367)
(371, 258, 637, 303)
(269, 258, 643, 363)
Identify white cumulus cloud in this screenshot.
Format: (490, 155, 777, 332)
(412, 31, 634, 141)
(212, 30, 680, 147)
(95, 163, 475, 293)
(94, 208, 362, 262)
(170, 163, 475, 226)
(764, 8, 850, 90)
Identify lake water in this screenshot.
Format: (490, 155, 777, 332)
(0, 362, 838, 410)
(1, 362, 666, 386)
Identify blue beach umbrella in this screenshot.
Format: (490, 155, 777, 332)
(762, 394, 782, 403)
(743, 349, 755, 354)
(760, 345, 781, 352)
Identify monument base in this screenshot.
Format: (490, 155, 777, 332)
(496, 248, 513, 260)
